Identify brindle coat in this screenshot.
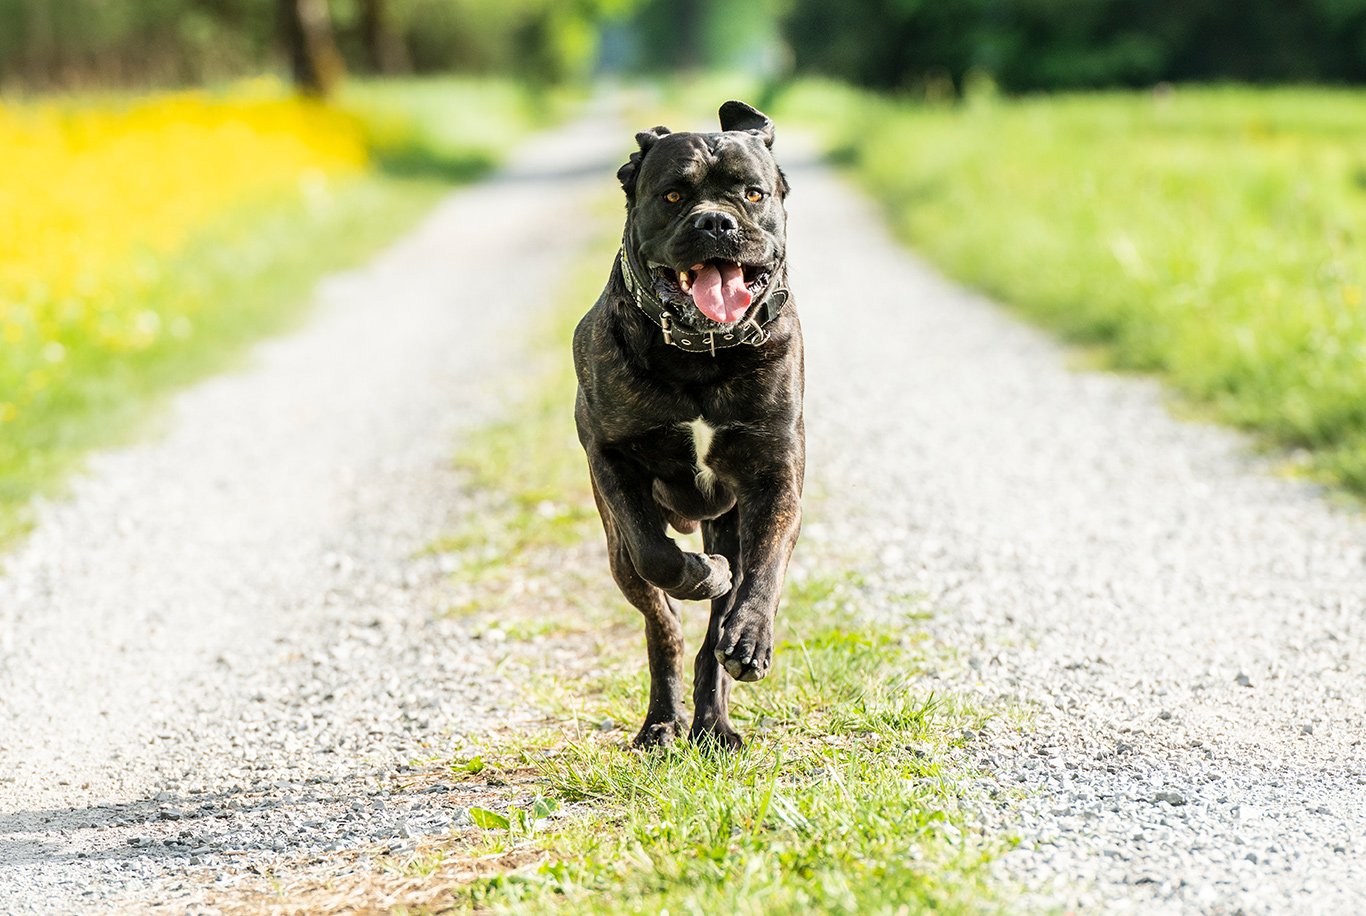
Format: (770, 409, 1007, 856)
(572, 102, 803, 749)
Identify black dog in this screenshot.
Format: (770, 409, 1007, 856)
(573, 101, 803, 749)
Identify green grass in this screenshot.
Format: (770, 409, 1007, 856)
(0, 78, 553, 546)
(775, 80, 1366, 494)
(389, 215, 1005, 914)
(340, 77, 568, 182)
(454, 580, 1000, 915)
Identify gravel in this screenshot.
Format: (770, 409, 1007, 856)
(788, 143, 1366, 912)
(6, 105, 1366, 914)
(0, 107, 625, 913)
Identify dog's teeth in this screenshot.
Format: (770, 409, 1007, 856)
(691, 263, 705, 271)
(678, 270, 691, 292)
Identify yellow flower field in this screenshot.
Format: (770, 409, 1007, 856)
(0, 84, 368, 426)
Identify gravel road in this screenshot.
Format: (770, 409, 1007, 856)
(788, 152, 1366, 911)
(0, 108, 626, 912)
(5, 105, 1366, 914)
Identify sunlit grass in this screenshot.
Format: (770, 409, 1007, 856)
(340, 77, 562, 182)
(407, 215, 1003, 914)
(0, 76, 551, 543)
(458, 586, 998, 916)
(777, 80, 1366, 493)
(0, 81, 366, 427)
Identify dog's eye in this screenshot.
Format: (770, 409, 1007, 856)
(663, 190, 683, 204)
(745, 188, 765, 203)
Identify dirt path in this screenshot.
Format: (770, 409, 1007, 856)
(5, 107, 1366, 914)
(0, 106, 626, 912)
(787, 151, 1366, 912)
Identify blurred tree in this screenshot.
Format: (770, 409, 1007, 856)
(620, 0, 783, 74)
(358, 0, 409, 73)
(1, 0, 1363, 93)
(779, 0, 1366, 92)
(279, 0, 345, 95)
(0, 0, 641, 91)
(394, 0, 639, 83)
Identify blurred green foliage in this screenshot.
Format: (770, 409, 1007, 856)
(780, 0, 1366, 92)
(778, 80, 1366, 491)
(8, 0, 1366, 93)
(618, 0, 785, 75)
(0, 0, 637, 90)
(0, 77, 548, 542)
(339, 77, 564, 178)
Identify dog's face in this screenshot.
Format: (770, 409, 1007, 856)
(618, 101, 789, 331)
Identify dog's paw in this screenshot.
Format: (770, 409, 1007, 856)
(690, 721, 745, 752)
(632, 715, 689, 749)
(715, 614, 773, 682)
(663, 553, 732, 602)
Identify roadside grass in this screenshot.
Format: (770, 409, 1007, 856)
(0, 78, 550, 546)
(340, 78, 568, 182)
(447, 575, 1000, 915)
(775, 81, 1366, 495)
(371, 221, 1004, 912)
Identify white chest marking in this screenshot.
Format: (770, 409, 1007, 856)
(681, 416, 718, 493)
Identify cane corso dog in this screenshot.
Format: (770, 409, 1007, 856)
(573, 101, 803, 749)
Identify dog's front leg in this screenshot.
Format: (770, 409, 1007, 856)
(714, 471, 803, 683)
(692, 510, 745, 749)
(585, 445, 732, 748)
(585, 446, 733, 601)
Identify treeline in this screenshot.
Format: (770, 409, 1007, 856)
(782, 0, 1366, 92)
(8, 0, 1366, 95)
(0, 0, 631, 91)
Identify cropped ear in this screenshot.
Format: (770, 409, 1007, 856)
(617, 125, 671, 200)
(719, 100, 774, 148)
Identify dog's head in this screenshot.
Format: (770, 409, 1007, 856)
(618, 100, 789, 331)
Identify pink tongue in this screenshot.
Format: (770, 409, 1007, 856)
(691, 262, 752, 324)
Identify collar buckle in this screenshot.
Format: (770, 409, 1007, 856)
(660, 312, 674, 346)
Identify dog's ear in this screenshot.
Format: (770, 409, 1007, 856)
(617, 125, 671, 200)
(719, 100, 774, 148)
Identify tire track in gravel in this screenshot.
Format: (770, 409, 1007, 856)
(0, 105, 627, 913)
(786, 147, 1366, 913)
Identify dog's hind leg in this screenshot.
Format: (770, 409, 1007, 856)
(691, 509, 745, 750)
(591, 479, 689, 748)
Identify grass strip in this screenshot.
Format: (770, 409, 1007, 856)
(389, 217, 1004, 913)
(774, 80, 1366, 495)
(0, 78, 551, 546)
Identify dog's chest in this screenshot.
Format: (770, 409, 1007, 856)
(680, 416, 719, 492)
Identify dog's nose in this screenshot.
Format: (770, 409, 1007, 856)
(692, 210, 739, 238)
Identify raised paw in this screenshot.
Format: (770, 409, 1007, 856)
(633, 715, 689, 749)
(663, 553, 732, 602)
(715, 614, 773, 682)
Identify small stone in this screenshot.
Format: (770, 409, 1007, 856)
(1300, 724, 1314, 735)
(1235, 673, 1253, 688)
(1152, 790, 1186, 806)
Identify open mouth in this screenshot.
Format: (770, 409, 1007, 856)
(648, 259, 773, 325)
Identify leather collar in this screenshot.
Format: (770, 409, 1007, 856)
(618, 243, 790, 356)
